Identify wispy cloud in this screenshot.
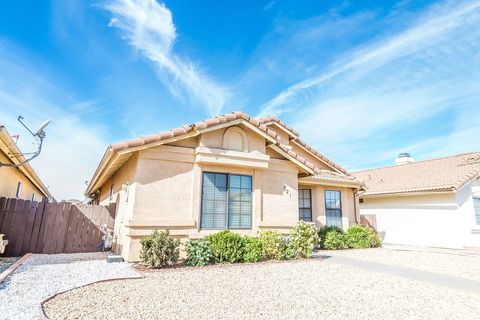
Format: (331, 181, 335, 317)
(104, 0, 230, 116)
(0, 43, 109, 200)
(255, 0, 480, 169)
(258, 1, 480, 117)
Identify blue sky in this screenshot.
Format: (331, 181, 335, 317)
(1, 0, 479, 200)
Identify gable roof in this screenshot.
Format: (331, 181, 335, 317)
(0, 125, 53, 199)
(353, 152, 480, 197)
(86, 111, 360, 196)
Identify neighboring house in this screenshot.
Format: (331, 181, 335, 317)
(354, 152, 480, 249)
(0, 125, 52, 201)
(86, 112, 364, 261)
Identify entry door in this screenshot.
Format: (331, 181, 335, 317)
(325, 190, 342, 227)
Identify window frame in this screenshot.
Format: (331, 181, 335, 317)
(473, 197, 480, 225)
(325, 190, 343, 228)
(200, 171, 253, 230)
(298, 189, 312, 222)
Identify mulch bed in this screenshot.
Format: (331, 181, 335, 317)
(133, 257, 317, 273)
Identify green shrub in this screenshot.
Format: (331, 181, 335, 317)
(290, 221, 320, 258)
(243, 236, 264, 262)
(318, 226, 345, 249)
(346, 225, 382, 248)
(206, 230, 245, 263)
(323, 229, 348, 250)
(185, 239, 213, 266)
(140, 230, 180, 268)
(260, 231, 286, 260)
(281, 239, 297, 260)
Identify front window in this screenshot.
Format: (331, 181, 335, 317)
(201, 172, 252, 229)
(325, 190, 342, 228)
(474, 197, 480, 225)
(298, 189, 312, 222)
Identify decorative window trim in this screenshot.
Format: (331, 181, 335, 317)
(325, 190, 342, 228)
(200, 172, 253, 230)
(222, 126, 248, 152)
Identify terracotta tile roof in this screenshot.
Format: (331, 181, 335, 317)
(303, 170, 364, 186)
(353, 152, 480, 196)
(111, 111, 281, 152)
(87, 111, 358, 196)
(257, 115, 300, 137)
(292, 138, 350, 176)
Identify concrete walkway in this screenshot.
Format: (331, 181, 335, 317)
(314, 254, 480, 295)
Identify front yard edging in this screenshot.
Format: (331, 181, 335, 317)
(0, 253, 31, 284)
(39, 275, 145, 320)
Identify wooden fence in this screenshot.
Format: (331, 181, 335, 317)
(0, 197, 116, 257)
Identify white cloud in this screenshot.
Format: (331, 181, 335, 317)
(256, 0, 480, 169)
(104, 0, 230, 116)
(0, 45, 108, 201)
(258, 1, 480, 117)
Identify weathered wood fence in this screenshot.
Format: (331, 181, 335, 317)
(0, 197, 116, 257)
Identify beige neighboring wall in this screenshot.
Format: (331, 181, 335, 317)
(0, 125, 52, 200)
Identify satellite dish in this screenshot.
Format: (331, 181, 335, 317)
(35, 119, 52, 137)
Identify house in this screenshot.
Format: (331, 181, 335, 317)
(86, 111, 364, 261)
(354, 152, 480, 249)
(0, 124, 52, 201)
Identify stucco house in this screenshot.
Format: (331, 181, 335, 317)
(0, 124, 52, 201)
(354, 152, 480, 249)
(86, 111, 364, 261)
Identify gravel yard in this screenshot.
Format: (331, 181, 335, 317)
(0, 253, 140, 320)
(44, 254, 480, 320)
(317, 247, 480, 281)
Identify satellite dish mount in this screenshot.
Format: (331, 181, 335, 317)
(0, 115, 52, 167)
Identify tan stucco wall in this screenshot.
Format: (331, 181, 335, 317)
(0, 151, 44, 200)
(98, 154, 139, 258)
(299, 184, 357, 229)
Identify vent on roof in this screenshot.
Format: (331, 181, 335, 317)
(465, 155, 480, 163)
(395, 153, 415, 165)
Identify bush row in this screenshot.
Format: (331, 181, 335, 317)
(140, 222, 380, 268)
(318, 225, 382, 250)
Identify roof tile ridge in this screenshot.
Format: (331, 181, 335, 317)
(353, 151, 480, 174)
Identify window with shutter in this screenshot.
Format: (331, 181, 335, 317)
(200, 172, 252, 229)
(298, 189, 312, 222)
(325, 190, 342, 228)
(474, 197, 480, 225)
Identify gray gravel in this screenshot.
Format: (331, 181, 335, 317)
(317, 247, 480, 281)
(44, 258, 480, 320)
(0, 252, 140, 320)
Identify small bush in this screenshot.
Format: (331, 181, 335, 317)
(206, 230, 245, 263)
(260, 231, 286, 260)
(290, 221, 320, 258)
(140, 230, 180, 268)
(281, 238, 297, 260)
(346, 225, 382, 249)
(323, 229, 348, 250)
(318, 226, 345, 249)
(185, 239, 213, 266)
(243, 236, 264, 262)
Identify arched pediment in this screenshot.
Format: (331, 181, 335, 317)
(223, 126, 248, 152)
